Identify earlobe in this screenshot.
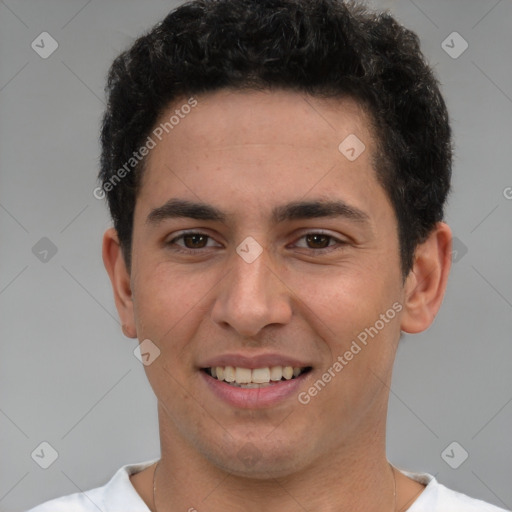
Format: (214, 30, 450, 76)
(400, 222, 452, 334)
(102, 228, 137, 339)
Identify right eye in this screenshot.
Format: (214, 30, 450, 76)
(166, 231, 222, 254)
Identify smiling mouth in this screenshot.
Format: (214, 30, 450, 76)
(202, 366, 312, 388)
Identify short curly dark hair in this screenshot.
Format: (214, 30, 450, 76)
(99, 0, 452, 278)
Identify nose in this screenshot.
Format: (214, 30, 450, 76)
(210, 244, 293, 338)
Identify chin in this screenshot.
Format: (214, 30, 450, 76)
(202, 435, 313, 479)
(216, 454, 307, 480)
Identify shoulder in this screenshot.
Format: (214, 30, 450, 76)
(434, 482, 510, 512)
(26, 487, 105, 512)
(400, 469, 510, 512)
(25, 459, 158, 512)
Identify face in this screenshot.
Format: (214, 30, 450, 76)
(114, 89, 415, 477)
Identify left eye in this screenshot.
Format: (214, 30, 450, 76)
(293, 233, 341, 250)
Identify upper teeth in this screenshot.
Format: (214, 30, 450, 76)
(210, 366, 303, 384)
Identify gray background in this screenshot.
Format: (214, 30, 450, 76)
(0, 0, 511, 511)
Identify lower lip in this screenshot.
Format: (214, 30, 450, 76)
(201, 371, 308, 409)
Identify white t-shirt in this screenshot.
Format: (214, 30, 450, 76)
(26, 459, 509, 512)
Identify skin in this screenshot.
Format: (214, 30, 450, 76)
(103, 89, 452, 512)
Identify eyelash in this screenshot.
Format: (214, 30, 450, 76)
(166, 231, 347, 255)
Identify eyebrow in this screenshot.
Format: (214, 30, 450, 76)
(146, 198, 370, 225)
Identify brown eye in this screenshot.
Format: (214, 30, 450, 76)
(182, 233, 209, 249)
(166, 231, 222, 254)
(292, 232, 347, 253)
(305, 234, 332, 249)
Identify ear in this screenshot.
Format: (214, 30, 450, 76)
(400, 222, 452, 334)
(102, 228, 137, 338)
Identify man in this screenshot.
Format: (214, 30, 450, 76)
(27, 0, 508, 511)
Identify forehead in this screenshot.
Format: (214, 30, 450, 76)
(158, 89, 373, 152)
(136, 89, 389, 225)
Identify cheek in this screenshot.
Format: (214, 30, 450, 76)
(299, 274, 401, 427)
(131, 261, 222, 353)
(131, 265, 214, 402)
(292, 262, 395, 322)
(289, 266, 402, 371)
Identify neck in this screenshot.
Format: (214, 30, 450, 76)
(152, 406, 396, 512)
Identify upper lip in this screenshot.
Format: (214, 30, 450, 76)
(199, 353, 312, 370)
